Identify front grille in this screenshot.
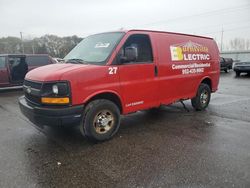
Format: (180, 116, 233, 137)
(25, 93, 41, 105)
(23, 80, 42, 90)
(23, 79, 42, 105)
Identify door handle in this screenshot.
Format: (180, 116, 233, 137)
(154, 65, 158, 76)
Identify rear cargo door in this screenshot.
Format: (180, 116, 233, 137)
(118, 34, 159, 113)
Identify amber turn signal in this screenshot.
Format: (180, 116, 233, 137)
(41, 97, 70, 104)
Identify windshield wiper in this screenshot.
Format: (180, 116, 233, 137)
(65, 58, 87, 64)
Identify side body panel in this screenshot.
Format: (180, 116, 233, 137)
(61, 65, 122, 108)
(155, 33, 219, 105)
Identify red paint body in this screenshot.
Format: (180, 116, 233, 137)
(25, 30, 220, 114)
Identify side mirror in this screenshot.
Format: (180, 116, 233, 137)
(121, 46, 138, 63)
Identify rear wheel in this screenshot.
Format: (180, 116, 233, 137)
(224, 68, 228, 73)
(191, 83, 211, 111)
(80, 99, 120, 142)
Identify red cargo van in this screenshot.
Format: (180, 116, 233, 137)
(19, 30, 220, 142)
(0, 54, 55, 89)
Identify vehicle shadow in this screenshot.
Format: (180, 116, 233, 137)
(37, 125, 95, 150)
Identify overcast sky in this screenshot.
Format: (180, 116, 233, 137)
(0, 0, 250, 45)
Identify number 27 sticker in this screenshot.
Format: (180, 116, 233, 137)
(108, 67, 118, 74)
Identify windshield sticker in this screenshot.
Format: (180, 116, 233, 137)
(170, 41, 210, 61)
(95, 42, 110, 48)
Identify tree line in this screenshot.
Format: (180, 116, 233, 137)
(0, 35, 83, 58)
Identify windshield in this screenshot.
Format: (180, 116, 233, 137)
(64, 32, 124, 64)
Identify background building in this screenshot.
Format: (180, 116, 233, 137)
(221, 50, 250, 62)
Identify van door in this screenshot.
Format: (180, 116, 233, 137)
(0, 56, 9, 85)
(117, 34, 159, 113)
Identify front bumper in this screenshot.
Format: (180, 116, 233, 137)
(19, 96, 84, 127)
(234, 66, 250, 72)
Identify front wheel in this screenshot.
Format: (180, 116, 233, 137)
(191, 83, 211, 111)
(80, 99, 120, 142)
(235, 71, 240, 77)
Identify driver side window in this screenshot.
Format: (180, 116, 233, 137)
(0, 57, 6, 69)
(121, 34, 153, 63)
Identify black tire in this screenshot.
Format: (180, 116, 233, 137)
(224, 68, 228, 73)
(191, 83, 211, 111)
(236, 71, 240, 77)
(80, 99, 120, 142)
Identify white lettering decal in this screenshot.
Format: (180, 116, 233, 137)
(125, 101, 144, 107)
(172, 63, 211, 75)
(184, 54, 210, 61)
(108, 67, 118, 74)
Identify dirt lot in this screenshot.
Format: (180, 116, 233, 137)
(0, 72, 250, 188)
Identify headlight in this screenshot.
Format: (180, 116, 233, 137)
(41, 81, 70, 105)
(52, 84, 59, 94)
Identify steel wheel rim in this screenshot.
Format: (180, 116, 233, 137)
(93, 110, 115, 134)
(200, 90, 209, 105)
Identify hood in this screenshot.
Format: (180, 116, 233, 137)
(25, 63, 91, 81)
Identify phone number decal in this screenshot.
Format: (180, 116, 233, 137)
(182, 68, 204, 75)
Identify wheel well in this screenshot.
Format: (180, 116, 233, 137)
(201, 78, 212, 90)
(87, 92, 123, 113)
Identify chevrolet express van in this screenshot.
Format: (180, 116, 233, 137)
(0, 54, 55, 89)
(19, 30, 220, 142)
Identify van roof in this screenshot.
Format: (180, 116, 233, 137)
(125, 29, 213, 40)
(99, 29, 212, 40)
